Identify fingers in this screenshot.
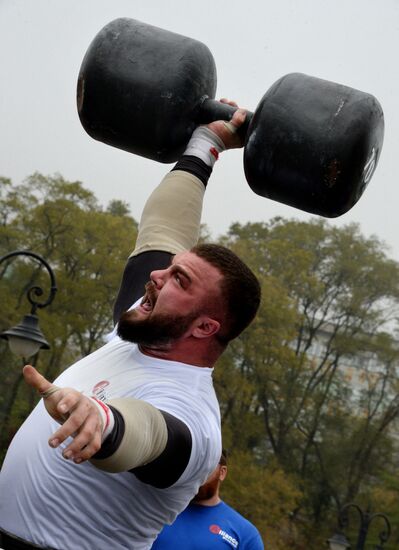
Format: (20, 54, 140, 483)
(24, 367, 104, 464)
(23, 365, 53, 394)
(24, 365, 70, 422)
(56, 389, 83, 417)
(63, 415, 102, 463)
(49, 395, 92, 445)
(206, 97, 246, 149)
(231, 108, 247, 128)
(219, 97, 247, 128)
(220, 98, 238, 108)
(49, 395, 103, 463)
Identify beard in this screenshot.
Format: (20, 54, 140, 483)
(117, 284, 199, 346)
(117, 309, 196, 346)
(191, 476, 220, 503)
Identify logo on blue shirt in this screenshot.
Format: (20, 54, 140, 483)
(209, 524, 239, 548)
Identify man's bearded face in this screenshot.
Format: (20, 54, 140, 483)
(191, 466, 221, 502)
(117, 281, 199, 346)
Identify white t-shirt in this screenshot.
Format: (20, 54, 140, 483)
(0, 330, 221, 549)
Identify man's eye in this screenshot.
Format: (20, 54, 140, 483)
(175, 274, 182, 285)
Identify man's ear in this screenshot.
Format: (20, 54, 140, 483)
(219, 465, 227, 482)
(191, 316, 220, 339)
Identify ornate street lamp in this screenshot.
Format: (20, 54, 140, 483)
(327, 531, 351, 550)
(327, 502, 391, 550)
(0, 251, 57, 359)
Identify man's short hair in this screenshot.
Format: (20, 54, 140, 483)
(219, 449, 228, 466)
(191, 243, 261, 344)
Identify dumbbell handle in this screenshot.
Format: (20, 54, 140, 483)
(198, 98, 253, 138)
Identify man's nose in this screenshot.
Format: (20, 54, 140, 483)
(150, 269, 166, 289)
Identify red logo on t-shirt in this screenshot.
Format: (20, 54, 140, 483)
(92, 380, 109, 393)
(92, 380, 110, 402)
(209, 524, 239, 548)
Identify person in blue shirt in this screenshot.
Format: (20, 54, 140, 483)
(151, 450, 264, 549)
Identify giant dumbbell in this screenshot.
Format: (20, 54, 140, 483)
(77, 18, 384, 217)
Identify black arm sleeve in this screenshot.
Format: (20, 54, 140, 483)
(113, 156, 212, 325)
(95, 407, 192, 489)
(131, 411, 192, 488)
(171, 155, 212, 187)
(113, 251, 173, 325)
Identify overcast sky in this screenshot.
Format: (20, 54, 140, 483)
(1, 0, 398, 261)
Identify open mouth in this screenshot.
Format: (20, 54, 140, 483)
(140, 282, 157, 312)
(140, 294, 153, 312)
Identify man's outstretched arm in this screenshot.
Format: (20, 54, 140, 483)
(23, 365, 191, 487)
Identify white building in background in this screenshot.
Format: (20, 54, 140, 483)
(303, 322, 388, 400)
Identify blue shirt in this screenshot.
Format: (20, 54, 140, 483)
(151, 501, 264, 549)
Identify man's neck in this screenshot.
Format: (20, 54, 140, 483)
(192, 495, 221, 507)
(139, 338, 221, 368)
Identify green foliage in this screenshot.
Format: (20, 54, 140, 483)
(107, 199, 131, 217)
(0, 173, 137, 458)
(221, 451, 302, 549)
(214, 218, 399, 546)
(1, 175, 399, 547)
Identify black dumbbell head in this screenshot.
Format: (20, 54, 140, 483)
(77, 18, 217, 163)
(244, 73, 384, 217)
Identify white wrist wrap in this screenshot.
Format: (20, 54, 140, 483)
(90, 397, 115, 442)
(90, 398, 168, 473)
(183, 126, 226, 167)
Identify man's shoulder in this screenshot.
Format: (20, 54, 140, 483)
(186, 501, 264, 549)
(219, 501, 262, 536)
(188, 501, 257, 531)
(219, 501, 251, 521)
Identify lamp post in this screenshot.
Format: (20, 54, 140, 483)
(327, 531, 351, 550)
(327, 503, 391, 550)
(0, 250, 57, 360)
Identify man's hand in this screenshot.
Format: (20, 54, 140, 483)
(23, 365, 103, 464)
(206, 99, 247, 150)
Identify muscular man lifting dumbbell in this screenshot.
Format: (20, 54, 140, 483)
(0, 105, 261, 550)
(0, 16, 385, 550)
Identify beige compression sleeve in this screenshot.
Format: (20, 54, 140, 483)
(130, 126, 227, 257)
(130, 170, 205, 257)
(90, 398, 168, 473)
